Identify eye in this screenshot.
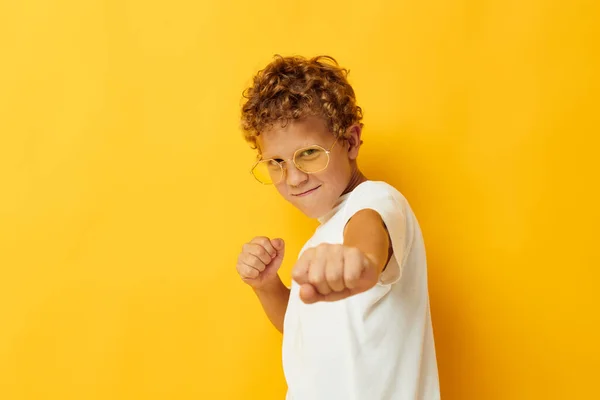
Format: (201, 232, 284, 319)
(265, 159, 282, 169)
(300, 149, 317, 156)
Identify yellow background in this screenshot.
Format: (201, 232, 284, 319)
(1, 0, 598, 399)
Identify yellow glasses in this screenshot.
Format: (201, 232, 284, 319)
(251, 139, 339, 185)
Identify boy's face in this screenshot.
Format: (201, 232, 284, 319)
(257, 116, 359, 219)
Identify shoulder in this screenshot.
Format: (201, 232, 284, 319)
(348, 180, 403, 199)
(344, 181, 413, 285)
(340, 180, 411, 239)
(344, 180, 407, 212)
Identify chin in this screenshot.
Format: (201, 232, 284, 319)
(285, 186, 339, 219)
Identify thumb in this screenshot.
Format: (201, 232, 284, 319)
(271, 238, 285, 252)
(299, 284, 319, 304)
(270, 238, 285, 265)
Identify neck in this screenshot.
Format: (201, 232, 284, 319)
(342, 166, 367, 196)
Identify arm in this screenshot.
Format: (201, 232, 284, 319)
(236, 236, 289, 333)
(292, 209, 396, 304)
(343, 208, 393, 276)
(253, 278, 290, 333)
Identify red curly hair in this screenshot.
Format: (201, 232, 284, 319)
(240, 55, 363, 149)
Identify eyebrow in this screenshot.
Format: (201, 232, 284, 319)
(261, 143, 321, 160)
(260, 152, 279, 160)
(261, 148, 288, 160)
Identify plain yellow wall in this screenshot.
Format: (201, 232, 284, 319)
(1, 1, 598, 399)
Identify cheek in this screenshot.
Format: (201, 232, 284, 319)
(319, 159, 351, 184)
(274, 182, 288, 197)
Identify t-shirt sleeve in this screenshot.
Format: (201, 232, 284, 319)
(341, 182, 413, 285)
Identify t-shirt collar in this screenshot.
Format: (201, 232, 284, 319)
(317, 192, 351, 224)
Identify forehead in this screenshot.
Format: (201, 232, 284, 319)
(258, 116, 333, 157)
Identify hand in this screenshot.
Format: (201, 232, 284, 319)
(236, 236, 285, 289)
(291, 243, 379, 304)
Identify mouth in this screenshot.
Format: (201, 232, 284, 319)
(292, 185, 321, 197)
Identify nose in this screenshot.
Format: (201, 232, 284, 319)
(284, 162, 309, 187)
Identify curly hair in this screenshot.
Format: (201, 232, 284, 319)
(240, 55, 363, 149)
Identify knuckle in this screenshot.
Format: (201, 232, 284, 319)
(292, 268, 305, 282)
(247, 266, 259, 278)
(291, 268, 300, 279)
(332, 246, 344, 259)
(326, 267, 343, 282)
(346, 246, 360, 257)
(255, 236, 269, 246)
(238, 253, 249, 264)
(308, 272, 322, 286)
(258, 248, 269, 260)
(347, 271, 361, 284)
(346, 263, 362, 278)
(253, 259, 266, 271)
(316, 243, 329, 253)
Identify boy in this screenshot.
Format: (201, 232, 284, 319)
(236, 55, 440, 400)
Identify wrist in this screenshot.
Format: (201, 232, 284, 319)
(253, 275, 285, 294)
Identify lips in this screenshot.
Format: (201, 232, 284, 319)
(292, 185, 321, 197)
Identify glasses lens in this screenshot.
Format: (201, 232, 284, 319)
(294, 146, 329, 173)
(252, 160, 283, 184)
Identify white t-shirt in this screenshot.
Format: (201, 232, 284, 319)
(282, 180, 440, 400)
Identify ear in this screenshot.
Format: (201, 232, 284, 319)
(345, 124, 363, 160)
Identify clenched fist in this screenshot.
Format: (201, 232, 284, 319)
(292, 243, 379, 304)
(236, 236, 285, 289)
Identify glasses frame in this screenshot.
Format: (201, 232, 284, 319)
(250, 138, 340, 185)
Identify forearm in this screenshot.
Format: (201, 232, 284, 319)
(253, 276, 290, 333)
